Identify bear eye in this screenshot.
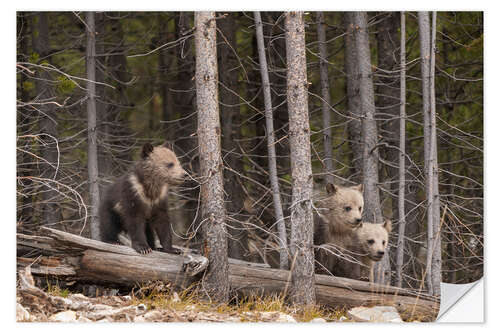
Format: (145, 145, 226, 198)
(382, 240, 386, 245)
(359, 206, 362, 211)
(166, 162, 174, 169)
(344, 206, 352, 212)
(367, 239, 375, 245)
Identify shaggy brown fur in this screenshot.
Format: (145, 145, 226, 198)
(98, 142, 188, 254)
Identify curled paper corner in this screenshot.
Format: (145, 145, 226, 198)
(437, 279, 484, 322)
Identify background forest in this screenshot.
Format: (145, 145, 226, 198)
(16, 11, 483, 293)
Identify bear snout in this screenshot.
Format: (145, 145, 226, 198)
(377, 250, 385, 257)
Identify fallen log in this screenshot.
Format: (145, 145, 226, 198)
(17, 227, 439, 321)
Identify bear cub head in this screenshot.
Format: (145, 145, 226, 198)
(140, 142, 189, 185)
(318, 183, 364, 231)
(357, 220, 392, 261)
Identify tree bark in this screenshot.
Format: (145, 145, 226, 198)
(344, 13, 363, 182)
(17, 227, 440, 322)
(429, 11, 442, 297)
(316, 12, 334, 185)
(254, 11, 288, 270)
(32, 13, 60, 226)
(217, 13, 247, 261)
(418, 11, 441, 296)
(86, 12, 100, 241)
(285, 11, 315, 306)
(352, 12, 388, 284)
(395, 11, 406, 288)
(194, 11, 229, 303)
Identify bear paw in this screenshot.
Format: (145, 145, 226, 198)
(132, 242, 153, 255)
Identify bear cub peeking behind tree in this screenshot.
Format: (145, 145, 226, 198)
(99, 142, 189, 254)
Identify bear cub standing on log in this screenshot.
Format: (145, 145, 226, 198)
(99, 142, 189, 254)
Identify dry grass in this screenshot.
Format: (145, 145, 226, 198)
(129, 281, 347, 322)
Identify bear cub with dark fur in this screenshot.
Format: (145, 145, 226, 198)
(99, 142, 189, 254)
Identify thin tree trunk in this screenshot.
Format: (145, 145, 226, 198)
(86, 12, 100, 240)
(254, 11, 288, 270)
(344, 13, 363, 182)
(395, 11, 407, 288)
(217, 13, 247, 261)
(32, 13, 59, 226)
(419, 11, 441, 296)
(194, 11, 229, 302)
(316, 12, 334, 185)
(95, 13, 110, 193)
(352, 12, 388, 284)
(285, 11, 315, 306)
(418, 11, 433, 294)
(429, 11, 442, 297)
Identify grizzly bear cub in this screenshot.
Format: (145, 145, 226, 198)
(99, 142, 189, 254)
(314, 183, 364, 278)
(354, 220, 392, 282)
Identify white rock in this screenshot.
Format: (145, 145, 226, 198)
(134, 315, 147, 322)
(77, 316, 92, 322)
(309, 317, 327, 323)
(49, 310, 77, 322)
(16, 303, 31, 321)
(276, 313, 296, 323)
(69, 293, 87, 300)
(260, 311, 296, 323)
(143, 310, 163, 321)
(172, 292, 181, 303)
(347, 306, 403, 323)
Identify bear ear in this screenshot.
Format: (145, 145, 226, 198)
(383, 219, 392, 233)
(162, 141, 173, 150)
(351, 183, 363, 193)
(326, 183, 337, 195)
(141, 143, 154, 159)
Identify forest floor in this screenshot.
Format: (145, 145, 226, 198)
(16, 279, 349, 323)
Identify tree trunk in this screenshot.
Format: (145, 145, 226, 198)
(217, 13, 247, 261)
(285, 11, 315, 306)
(418, 11, 441, 296)
(95, 13, 111, 193)
(32, 13, 60, 226)
(429, 11, 442, 297)
(418, 11, 433, 294)
(194, 11, 229, 303)
(395, 11, 406, 288)
(352, 12, 388, 284)
(316, 12, 334, 185)
(344, 13, 363, 182)
(85, 12, 100, 240)
(254, 11, 288, 270)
